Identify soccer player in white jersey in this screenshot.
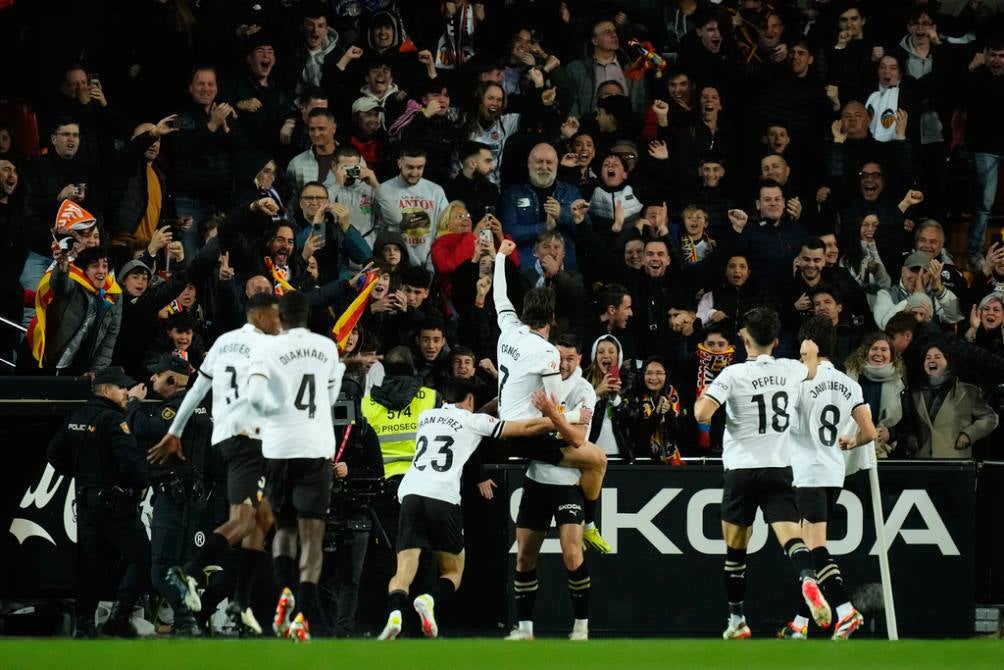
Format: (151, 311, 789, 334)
(150, 293, 281, 635)
(493, 239, 611, 553)
(507, 333, 597, 642)
(377, 378, 582, 640)
(779, 316, 877, 640)
(247, 291, 345, 643)
(694, 307, 831, 639)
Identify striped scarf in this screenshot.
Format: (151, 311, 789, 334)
(680, 233, 715, 265)
(26, 264, 121, 367)
(264, 256, 296, 295)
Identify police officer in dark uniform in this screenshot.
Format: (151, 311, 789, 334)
(126, 353, 211, 636)
(47, 366, 150, 638)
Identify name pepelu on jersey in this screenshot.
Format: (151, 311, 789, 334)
(704, 355, 808, 471)
(249, 328, 344, 460)
(790, 361, 867, 488)
(398, 404, 505, 505)
(496, 310, 560, 421)
(199, 323, 272, 445)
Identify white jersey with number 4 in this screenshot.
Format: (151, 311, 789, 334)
(398, 404, 506, 505)
(198, 323, 273, 445)
(248, 327, 345, 459)
(496, 309, 560, 421)
(790, 361, 868, 487)
(703, 354, 808, 471)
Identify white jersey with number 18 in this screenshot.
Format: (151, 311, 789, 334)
(495, 309, 560, 421)
(248, 327, 345, 459)
(398, 404, 506, 505)
(198, 323, 273, 445)
(703, 354, 808, 471)
(790, 361, 868, 488)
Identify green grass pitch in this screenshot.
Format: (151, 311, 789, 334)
(1, 638, 1002, 670)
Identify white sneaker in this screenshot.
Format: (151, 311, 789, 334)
(413, 594, 438, 638)
(505, 628, 534, 640)
(569, 626, 588, 641)
(378, 612, 402, 640)
(722, 619, 752, 639)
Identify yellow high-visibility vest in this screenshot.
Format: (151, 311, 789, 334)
(362, 387, 436, 477)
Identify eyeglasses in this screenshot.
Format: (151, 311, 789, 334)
(301, 195, 326, 202)
(859, 171, 883, 179)
(455, 213, 472, 220)
(645, 371, 666, 376)
(612, 152, 637, 160)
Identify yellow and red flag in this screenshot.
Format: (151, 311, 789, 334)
(331, 271, 378, 353)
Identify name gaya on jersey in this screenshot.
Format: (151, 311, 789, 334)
(704, 355, 808, 471)
(398, 404, 505, 505)
(250, 328, 344, 460)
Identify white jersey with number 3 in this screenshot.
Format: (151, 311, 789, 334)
(398, 404, 506, 505)
(248, 327, 345, 459)
(495, 309, 560, 421)
(703, 354, 808, 471)
(790, 361, 867, 487)
(198, 323, 273, 445)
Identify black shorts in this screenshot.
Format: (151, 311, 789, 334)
(516, 478, 584, 531)
(795, 486, 842, 524)
(397, 494, 464, 554)
(265, 457, 332, 528)
(218, 436, 264, 506)
(505, 435, 567, 466)
(721, 467, 799, 526)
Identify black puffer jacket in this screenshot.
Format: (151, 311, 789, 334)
(110, 131, 171, 238)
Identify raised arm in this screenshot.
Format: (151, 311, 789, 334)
(493, 239, 518, 317)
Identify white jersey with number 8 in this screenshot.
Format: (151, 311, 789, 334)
(790, 360, 867, 487)
(248, 327, 345, 459)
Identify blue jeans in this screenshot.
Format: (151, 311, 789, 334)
(19, 251, 53, 328)
(970, 152, 1004, 256)
(173, 196, 215, 262)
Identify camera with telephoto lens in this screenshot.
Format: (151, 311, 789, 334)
(345, 166, 361, 179)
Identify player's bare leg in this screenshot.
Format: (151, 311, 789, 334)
(286, 517, 325, 642)
(379, 548, 421, 640)
(559, 442, 610, 552)
(508, 528, 545, 640)
(413, 551, 465, 639)
(801, 520, 861, 639)
(721, 522, 753, 639)
(773, 521, 831, 629)
(558, 523, 590, 640)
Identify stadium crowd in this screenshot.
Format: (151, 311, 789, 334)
(6, 0, 1004, 643)
(5, 2, 1004, 468)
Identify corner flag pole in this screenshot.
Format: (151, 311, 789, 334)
(868, 465, 898, 640)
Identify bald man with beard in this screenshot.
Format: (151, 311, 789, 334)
(500, 143, 584, 271)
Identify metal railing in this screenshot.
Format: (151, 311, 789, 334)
(0, 315, 26, 370)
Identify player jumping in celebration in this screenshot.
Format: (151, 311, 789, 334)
(693, 307, 831, 639)
(507, 333, 597, 642)
(377, 378, 588, 640)
(151, 293, 281, 635)
(247, 291, 345, 643)
(493, 240, 610, 553)
(779, 316, 876, 640)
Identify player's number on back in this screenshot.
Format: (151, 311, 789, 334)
(294, 374, 317, 419)
(498, 364, 510, 407)
(225, 365, 239, 405)
(818, 404, 840, 447)
(751, 391, 789, 434)
(413, 435, 455, 472)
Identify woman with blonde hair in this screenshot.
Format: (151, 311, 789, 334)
(844, 332, 907, 457)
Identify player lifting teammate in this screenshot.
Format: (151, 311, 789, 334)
(151, 293, 281, 635)
(247, 291, 345, 643)
(377, 378, 589, 640)
(694, 307, 831, 639)
(493, 239, 610, 553)
(779, 315, 876, 640)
